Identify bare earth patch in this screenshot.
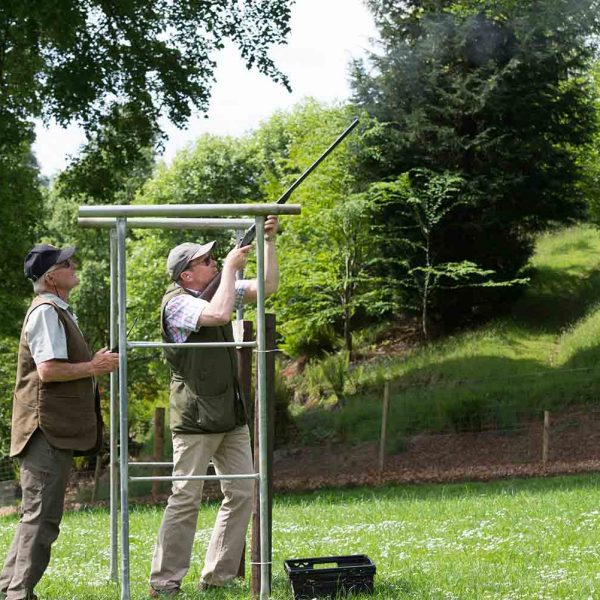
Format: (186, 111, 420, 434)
(273, 406, 600, 491)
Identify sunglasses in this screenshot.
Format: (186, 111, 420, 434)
(187, 255, 212, 269)
(48, 258, 76, 273)
(57, 258, 76, 269)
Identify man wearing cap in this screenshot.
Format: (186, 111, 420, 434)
(0, 244, 119, 600)
(149, 217, 279, 597)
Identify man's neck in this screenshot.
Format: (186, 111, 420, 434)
(39, 286, 70, 303)
(178, 281, 204, 294)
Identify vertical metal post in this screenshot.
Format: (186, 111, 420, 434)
(109, 228, 119, 581)
(251, 315, 275, 598)
(116, 218, 130, 600)
(255, 216, 270, 600)
(235, 229, 244, 323)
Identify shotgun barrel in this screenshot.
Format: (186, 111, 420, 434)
(199, 117, 360, 301)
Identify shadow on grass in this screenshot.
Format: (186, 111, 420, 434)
(565, 340, 600, 370)
(511, 265, 600, 331)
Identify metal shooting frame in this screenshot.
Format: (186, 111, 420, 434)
(78, 204, 301, 600)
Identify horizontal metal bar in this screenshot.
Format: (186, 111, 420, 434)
(78, 204, 301, 218)
(128, 341, 256, 349)
(128, 461, 215, 468)
(78, 217, 254, 230)
(130, 473, 260, 482)
(128, 462, 174, 468)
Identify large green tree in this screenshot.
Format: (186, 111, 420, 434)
(0, 0, 293, 143)
(352, 0, 600, 326)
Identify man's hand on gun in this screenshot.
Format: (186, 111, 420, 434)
(264, 215, 279, 241)
(224, 245, 251, 272)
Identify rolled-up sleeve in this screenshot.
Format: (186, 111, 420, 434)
(164, 295, 210, 343)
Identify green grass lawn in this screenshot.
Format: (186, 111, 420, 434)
(294, 224, 600, 447)
(2, 474, 600, 599)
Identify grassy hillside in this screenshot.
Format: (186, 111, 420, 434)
(293, 224, 600, 447)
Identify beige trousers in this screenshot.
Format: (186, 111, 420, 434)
(0, 430, 72, 600)
(150, 425, 254, 592)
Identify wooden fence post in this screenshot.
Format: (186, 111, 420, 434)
(152, 407, 165, 500)
(91, 452, 102, 503)
(236, 320, 254, 580)
(379, 381, 391, 472)
(251, 313, 276, 599)
(542, 410, 550, 465)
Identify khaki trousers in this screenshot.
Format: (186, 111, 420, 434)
(0, 430, 72, 600)
(150, 425, 254, 591)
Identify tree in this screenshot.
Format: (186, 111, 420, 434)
(124, 100, 373, 359)
(578, 61, 600, 224)
(352, 0, 600, 324)
(327, 196, 373, 353)
(0, 139, 44, 337)
(369, 169, 527, 337)
(0, 0, 293, 146)
(0, 0, 294, 340)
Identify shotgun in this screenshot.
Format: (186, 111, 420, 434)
(199, 117, 360, 301)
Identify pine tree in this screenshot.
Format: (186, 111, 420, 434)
(352, 0, 599, 326)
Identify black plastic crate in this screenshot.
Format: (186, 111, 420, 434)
(284, 554, 376, 599)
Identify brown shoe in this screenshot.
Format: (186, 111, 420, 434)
(198, 581, 219, 591)
(149, 585, 179, 597)
(2, 590, 36, 599)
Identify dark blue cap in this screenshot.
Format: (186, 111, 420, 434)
(24, 244, 76, 281)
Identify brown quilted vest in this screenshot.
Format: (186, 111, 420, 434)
(10, 296, 102, 457)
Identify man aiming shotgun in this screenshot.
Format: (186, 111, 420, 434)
(148, 118, 358, 596)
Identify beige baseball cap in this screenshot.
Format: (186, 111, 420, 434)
(166, 241, 216, 281)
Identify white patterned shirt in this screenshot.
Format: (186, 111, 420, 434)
(164, 281, 247, 343)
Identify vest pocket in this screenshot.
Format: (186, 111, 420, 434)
(194, 387, 237, 433)
(38, 393, 95, 439)
(171, 380, 237, 433)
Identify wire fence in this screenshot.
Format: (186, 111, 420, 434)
(1, 366, 600, 507)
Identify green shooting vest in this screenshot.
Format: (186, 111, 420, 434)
(161, 284, 247, 434)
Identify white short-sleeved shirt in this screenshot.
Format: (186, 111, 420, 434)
(25, 293, 81, 364)
(164, 281, 247, 343)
